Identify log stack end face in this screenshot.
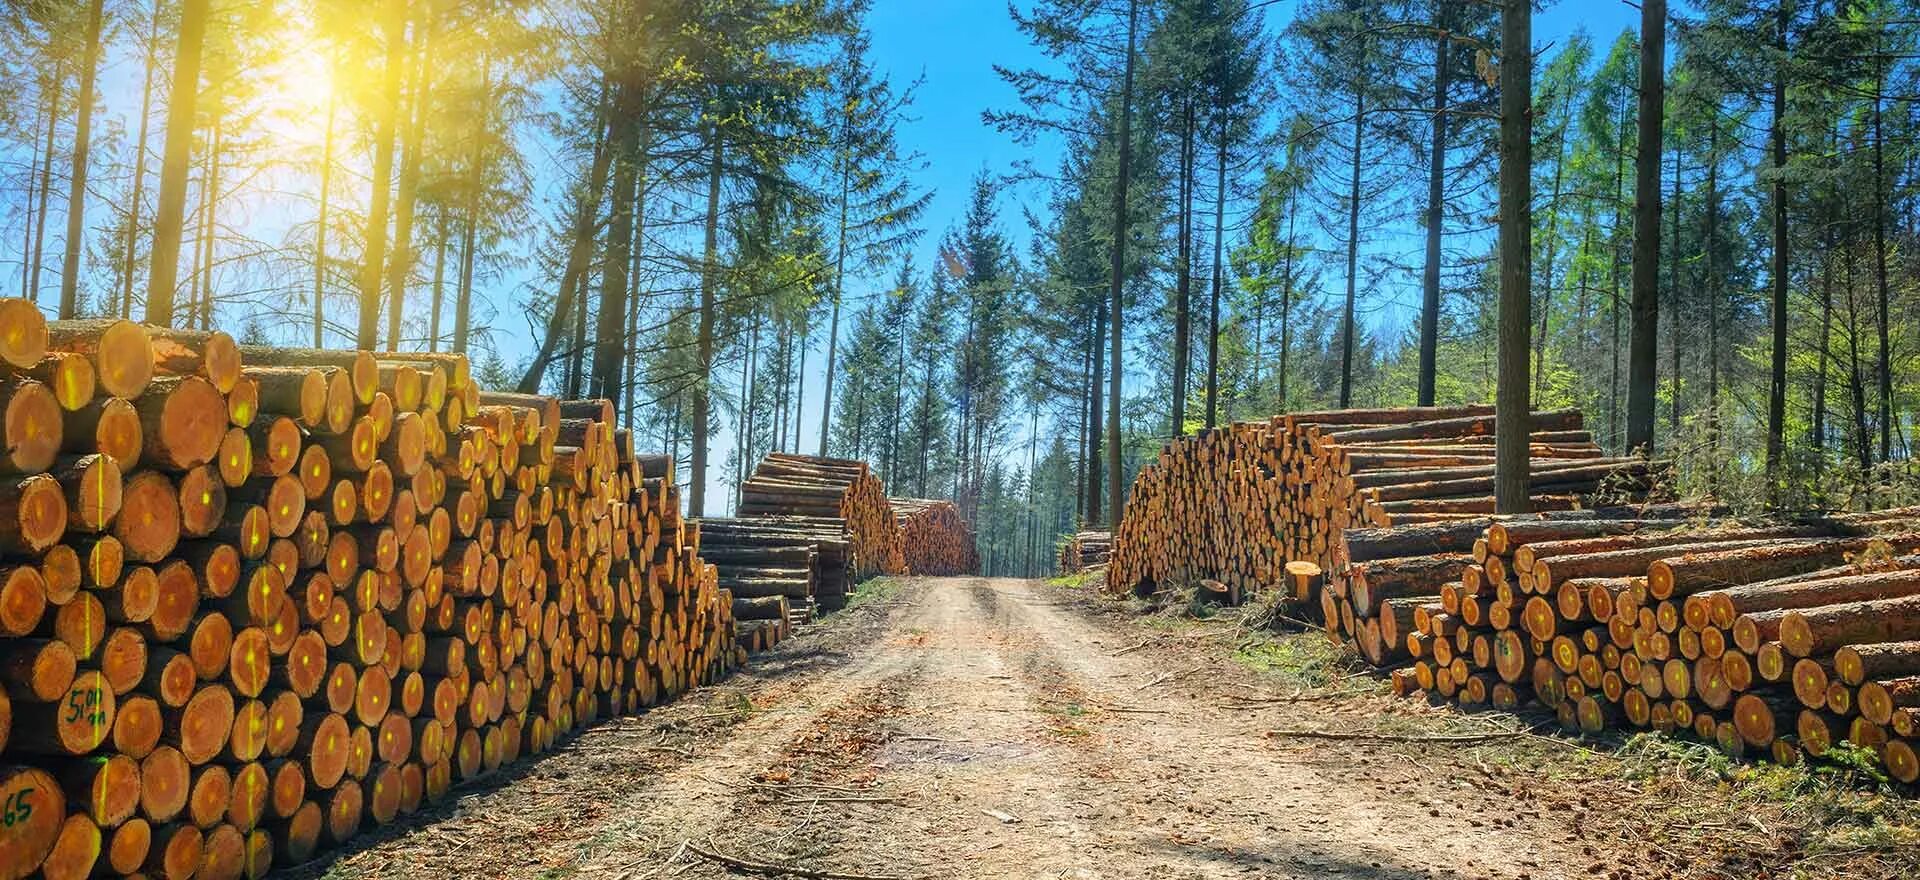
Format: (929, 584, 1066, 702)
(0, 301, 748, 878)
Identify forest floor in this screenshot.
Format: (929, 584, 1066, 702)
(291, 576, 1920, 880)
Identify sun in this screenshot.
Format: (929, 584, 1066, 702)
(260, 46, 339, 148)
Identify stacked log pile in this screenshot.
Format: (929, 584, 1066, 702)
(0, 303, 740, 879)
(1107, 407, 1663, 609)
(737, 453, 904, 580)
(696, 517, 855, 643)
(890, 499, 977, 576)
(1058, 531, 1111, 575)
(1389, 511, 1920, 782)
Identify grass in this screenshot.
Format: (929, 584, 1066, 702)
(1228, 629, 1375, 695)
(1044, 570, 1104, 590)
(842, 575, 905, 611)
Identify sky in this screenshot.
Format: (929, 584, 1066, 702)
(701, 0, 1648, 511)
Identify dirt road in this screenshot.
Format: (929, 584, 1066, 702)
(291, 577, 1697, 879)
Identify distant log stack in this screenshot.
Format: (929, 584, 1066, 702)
(1058, 531, 1111, 575)
(0, 300, 742, 879)
(696, 516, 855, 641)
(737, 453, 905, 580)
(1107, 407, 1666, 610)
(891, 499, 977, 576)
(1387, 510, 1920, 782)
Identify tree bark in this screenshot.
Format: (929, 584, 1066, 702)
(818, 143, 852, 458)
(356, 0, 409, 349)
(1106, 0, 1139, 525)
(58, 0, 107, 319)
(1625, 0, 1665, 454)
(1171, 98, 1193, 438)
(1872, 43, 1894, 467)
(30, 59, 66, 307)
(314, 96, 337, 348)
(121, 0, 163, 320)
(1495, 0, 1532, 514)
(689, 131, 723, 517)
(1340, 83, 1365, 409)
(1206, 116, 1227, 429)
(593, 92, 644, 406)
(1419, 0, 1450, 408)
(1766, 0, 1791, 499)
(384, 19, 433, 350)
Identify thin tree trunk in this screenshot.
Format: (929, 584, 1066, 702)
(1704, 118, 1721, 487)
(1495, 0, 1532, 514)
(518, 87, 611, 392)
(428, 213, 446, 352)
(1339, 84, 1365, 409)
(794, 331, 808, 452)
(314, 95, 337, 348)
(818, 148, 852, 458)
(1106, 0, 1139, 526)
(689, 130, 723, 518)
(1625, 0, 1666, 454)
(29, 59, 66, 307)
(1206, 110, 1226, 429)
(58, 0, 107, 318)
(1086, 302, 1104, 525)
(593, 92, 643, 404)
(1171, 97, 1194, 438)
(195, 121, 222, 331)
(385, 18, 433, 349)
(1844, 245, 1873, 480)
(1532, 91, 1572, 400)
(1873, 45, 1894, 465)
(121, 0, 162, 320)
(356, 0, 408, 348)
(1279, 186, 1299, 410)
(452, 57, 489, 355)
(1419, 0, 1451, 408)
(1765, 0, 1791, 499)
(1667, 149, 1683, 437)
(1608, 82, 1629, 448)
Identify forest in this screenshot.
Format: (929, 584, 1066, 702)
(3, 0, 1917, 579)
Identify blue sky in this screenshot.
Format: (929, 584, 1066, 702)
(707, 0, 1648, 510)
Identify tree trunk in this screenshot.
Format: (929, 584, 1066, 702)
(356, 0, 408, 349)
(1495, 0, 1532, 514)
(384, 20, 433, 350)
(1279, 185, 1298, 410)
(818, 155, 852, 458)
(30, 59, 66, 307)
(1625, 0, 1665, 454)
(1667, 149, 1683, 438)
(1171, 98, 1194, 438)
(1873, 46, 1894, 467)
(1086, 301, 1104, 525)
(593, 92, 643, 405)
(314, 96, 337, 348)
(1532, 88, 1571, 400)
(121, 0, 163, 320)
(689, 131, 723, 517)
(428, 214, 446, 352)
(1766, 0, 1791, 499)
(58, 0, 107, 319)
(1340, 83, 1365, 409)
(1844, 244, 1873, 479)
(1608, 83, 1629, 448)
(1106, 0, 1138, 525)
(452, 57, 488, 356)
(1206, 113, 1227, 429)
(1705, 118, 1721, 487)
(1419, 0, 1451, 408)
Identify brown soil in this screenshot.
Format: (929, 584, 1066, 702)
(290, 576, 1916, 880)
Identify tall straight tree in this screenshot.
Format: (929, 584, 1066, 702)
(1495, 0, 1531, 513)
(1625, 0, 1665, 454)
(1107, 0, 1139, 524)
(1765, 0, 1791, 497)
(145, 0, 211, 327)
(356, 0, 408, 348)
(814, 29, 929, 457)
(57, 0, 105, 318)
(1417, 0, 1451, 407)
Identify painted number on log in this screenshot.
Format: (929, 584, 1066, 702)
(0, 788, 32, 828)
(64, 686, 105, 726)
